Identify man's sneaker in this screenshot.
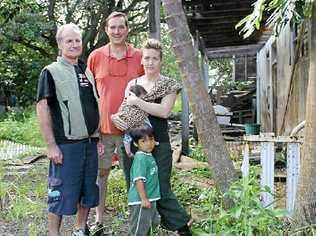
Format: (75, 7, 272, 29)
(91, 222, 104, 236)
(73, 229, 86, 236)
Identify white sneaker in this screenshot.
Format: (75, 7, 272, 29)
(73, 229, 86, 236)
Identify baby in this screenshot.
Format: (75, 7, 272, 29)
(121, 84, 151, 157)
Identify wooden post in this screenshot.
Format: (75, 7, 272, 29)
(256, 52, 261, 124)
(260, 141, 275, 208)
(201, 53, 209, 89)
(149, 0, 161, 40)
(181, 88, 190, 155)
(287, 143, 300, 215)
(244, 54, 248, 81)
(232, 55, 236, 82)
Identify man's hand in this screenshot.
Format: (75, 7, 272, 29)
(141, 198, 151, 209)
(111, 114, 128, 131)
(97, 141, 104, 156)
(47, 144, 63, 164)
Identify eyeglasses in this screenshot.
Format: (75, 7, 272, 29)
(108, 46, 128, 77)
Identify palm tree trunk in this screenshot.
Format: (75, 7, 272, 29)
(295, 2, 316, 225)
(161, 0, 237, 193)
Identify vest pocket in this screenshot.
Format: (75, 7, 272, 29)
(63, 100, 71, 135)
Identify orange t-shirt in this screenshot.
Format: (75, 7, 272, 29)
(87, 44, 144, 135)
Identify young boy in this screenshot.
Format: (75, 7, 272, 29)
(127, 124, 160, 236)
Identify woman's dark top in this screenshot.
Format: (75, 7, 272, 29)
(148, 97, 170, 143)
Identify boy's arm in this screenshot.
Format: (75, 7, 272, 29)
(135, 180, 151, 208)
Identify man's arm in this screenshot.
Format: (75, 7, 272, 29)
(135, 180, 151, 208)
(36, 99, 63, 164)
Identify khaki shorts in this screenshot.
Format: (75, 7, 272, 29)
(99, 134, 123, 169)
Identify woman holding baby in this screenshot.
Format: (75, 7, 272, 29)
(111, 39, 192, 235)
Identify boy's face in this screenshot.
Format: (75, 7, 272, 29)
(136, 135, 155, 153)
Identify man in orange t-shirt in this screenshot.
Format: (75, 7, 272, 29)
(87, 11, 143, 233)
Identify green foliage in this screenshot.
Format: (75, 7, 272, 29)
(213, 79, 254, 94)
(0, 0, 54, 105)
(172, 95, 182, 113)
(194, 169, 286, 235)
(160, 25, 182, 81)
(0, 107, 44, 147)
(171, 170, 202, 207)
(107, 168, 128, 214)
(190, 143, 208, 162)
(236, 0, 312, 38)
(190, 167, 212, 179)
(209, 58, 233, 83)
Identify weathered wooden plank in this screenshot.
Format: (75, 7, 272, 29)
(243, 135, 303, 143)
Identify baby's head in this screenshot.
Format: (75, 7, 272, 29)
(129, 84, 147, 98)
(129, 124, 155, 153)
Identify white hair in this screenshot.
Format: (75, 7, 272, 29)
(56, 23, 81, 45)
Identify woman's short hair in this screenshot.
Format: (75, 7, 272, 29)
(142, 38, 163, 60)
(105, 11, 128, 27)
(56, 23, 81, 45)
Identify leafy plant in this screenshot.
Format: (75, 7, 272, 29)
(194, 168, 286, 235)
(236, 0, 312, 38)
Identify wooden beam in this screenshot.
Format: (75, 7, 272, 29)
(197, 8, 253, 15)
(200, 30, 261, 39)
(183, 0, 253, 8)
(188, 15, 248, 22)
(206, 44, 262, 59)
(188, 19, 250, 26)
(204, 36, 259, 48)
(243, 135, 303, 143)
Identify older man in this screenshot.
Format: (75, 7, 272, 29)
(37, 23, 100, 236)
(87, 11, 144, 234)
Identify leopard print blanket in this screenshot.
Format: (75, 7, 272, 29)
(115, 75, 181, 129)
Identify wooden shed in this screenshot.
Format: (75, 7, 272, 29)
(181, 0, 308, 135)
(256, 23, 309, 135)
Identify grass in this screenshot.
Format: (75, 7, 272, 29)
(0, 163, 47, 224)
(0, 107, 44, 147)
(0, 160, 48, 235)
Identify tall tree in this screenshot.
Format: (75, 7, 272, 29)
(237, 0, 315, 226)
(295, 0, 316, 225)
(161, 0, 237, 193)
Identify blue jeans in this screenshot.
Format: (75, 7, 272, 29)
(48, 139, 99, 216)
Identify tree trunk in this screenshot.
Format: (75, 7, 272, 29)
(161, 0, 237, 193)
(294, 2, 316, 225)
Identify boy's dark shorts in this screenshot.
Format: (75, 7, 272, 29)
(47, 139, 99, 216)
